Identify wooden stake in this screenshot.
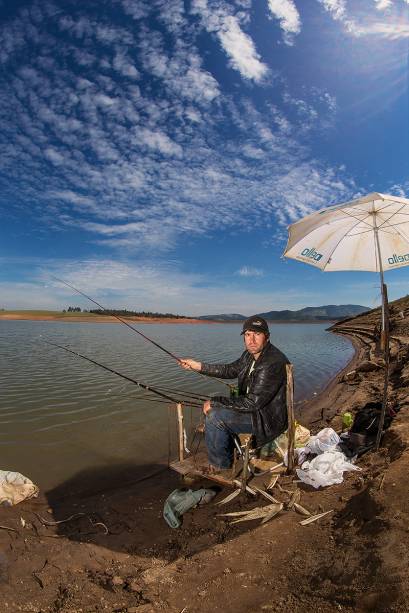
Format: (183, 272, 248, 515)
(241, 435, 251, 493)
(176, 402, 184, 462)
(286, 363, 295, 474)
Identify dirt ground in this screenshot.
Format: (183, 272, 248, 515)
(1, 305, 409, 613)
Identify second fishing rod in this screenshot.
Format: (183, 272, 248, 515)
(53, 276, 234, 391)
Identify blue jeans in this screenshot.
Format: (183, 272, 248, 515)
(205, 406, 254, 469)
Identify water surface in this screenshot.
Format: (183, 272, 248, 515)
(0, 321, 354, 489)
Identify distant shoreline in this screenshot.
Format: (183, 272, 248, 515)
(0, 311, 340, 324)
(0, 312, 210, 324)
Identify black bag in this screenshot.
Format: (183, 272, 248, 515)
(351, 401, 392, 435)
(339, 401, 392, 458)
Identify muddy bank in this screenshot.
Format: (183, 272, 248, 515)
(1, 303, 409, 612)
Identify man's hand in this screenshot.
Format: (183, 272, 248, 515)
(203, 399, 212, 415)
(179, 358, 202, 371)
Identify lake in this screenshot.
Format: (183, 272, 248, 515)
(0, 321, 354, 489)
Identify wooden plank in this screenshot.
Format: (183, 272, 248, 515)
(169, 453, 235, 487)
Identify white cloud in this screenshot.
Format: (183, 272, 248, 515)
(44, 147, 66, 165)
(191, 0, 268, 81)
(242, 145, 265, 159)
(316, 0, 347, 21)
(137, 128, 183, 157)
(217, 15, 268, 80)
(267, 0, 301, 45)
(157, 0, 186, 34)
(49, 190, 98, 211)
(0, 0, 354, 257)
(113, 53, 139, 80)
(119, 0, 152, 21)
(138, 31, 220, 101)
(374, 0, 392, 10)
(316, 0, 409, 39)
(236, 266, 264, 277)
(0, 282, 65, 310)
(94, 93, 116, 107)
(349, 21, 409, 39)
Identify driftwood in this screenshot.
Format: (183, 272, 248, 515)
(300, 510, 333, 526)
(219, 502, 283, 524)
(0, 524, 18, 534)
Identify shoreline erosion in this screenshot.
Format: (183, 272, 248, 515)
(2, 302, 409, 611)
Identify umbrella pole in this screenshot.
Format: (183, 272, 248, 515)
(374, 228, 390, 450)
(376, 283, 390, 450)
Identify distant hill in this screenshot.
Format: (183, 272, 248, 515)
(199, 304, 369, 322)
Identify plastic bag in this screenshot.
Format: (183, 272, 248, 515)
(0, 470, 39, 506)
(296, 450, 360, 489)
(294, 446, 310, 465)
(306, 427, 340, 455)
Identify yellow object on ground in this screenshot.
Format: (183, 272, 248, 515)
(260, 423, 310, 459)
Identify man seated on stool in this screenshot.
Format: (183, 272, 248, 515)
(180, 316, 289, 474)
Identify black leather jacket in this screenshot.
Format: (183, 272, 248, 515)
(201, 341, 289, 446)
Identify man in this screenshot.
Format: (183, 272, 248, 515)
(180, 315, 289, 473)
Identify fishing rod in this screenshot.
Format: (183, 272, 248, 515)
(52, 275, 233, 390)
(44, 341, 202, 407)
(52, 276, 182, 363)
(152, 384, 210, 401)
(110, 380, 208, 402)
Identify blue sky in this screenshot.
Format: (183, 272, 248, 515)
(1, 0, 409, 315)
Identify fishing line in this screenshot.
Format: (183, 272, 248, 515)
(44, 340, 202, 406)
(52, 276, 233, 390)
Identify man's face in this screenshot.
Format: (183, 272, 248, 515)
(244, 330, 268, 357)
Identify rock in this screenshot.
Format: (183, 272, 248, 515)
(111, 575, 124, 586)
(356, 360, 381, 373)
(330, 415, 343, 432)
(390, 346, 399, 358)
(128, 605, 154, 613)
(127, 578, 143, 592)
(344, 370, 358, 382)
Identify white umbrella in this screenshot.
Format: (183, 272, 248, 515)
(283, 191, 409, 447)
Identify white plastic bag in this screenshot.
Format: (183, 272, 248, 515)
(296, 450, 360, 489)
(0, 470, 39, 506)
(306, 427, 340, 455)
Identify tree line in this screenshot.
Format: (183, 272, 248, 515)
(88, 308, 187, 319)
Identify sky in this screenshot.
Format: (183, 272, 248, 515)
(1, 0, 409, 316)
